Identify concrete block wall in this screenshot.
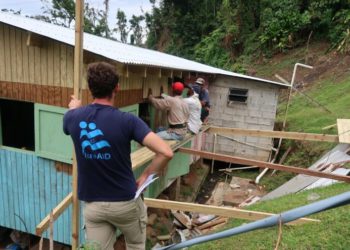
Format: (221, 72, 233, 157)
(207, 75, 282, 161)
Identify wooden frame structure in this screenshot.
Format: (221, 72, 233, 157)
(36, 125, 350, 238)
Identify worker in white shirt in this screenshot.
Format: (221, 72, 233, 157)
(183, 86, 202, 134)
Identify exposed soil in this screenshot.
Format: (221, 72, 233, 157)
(251, 41, 350, 89)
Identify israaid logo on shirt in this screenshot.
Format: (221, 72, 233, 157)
(79, 121, 111, 160)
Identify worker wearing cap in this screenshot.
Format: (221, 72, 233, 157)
(148, 82, 190, 140)
(193, 77, 210, 123)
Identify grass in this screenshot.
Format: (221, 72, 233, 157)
(188, 46, 350, 249)
(277, 73, 350, 133)
(191, 183, 350, 250)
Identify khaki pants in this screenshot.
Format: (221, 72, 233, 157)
(84, 197, 147, 250)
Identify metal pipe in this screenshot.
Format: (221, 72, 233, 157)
(160, 191, 350, 250)
(256, 63, 313, 184)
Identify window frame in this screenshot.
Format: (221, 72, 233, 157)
(227, 88, 249, 104)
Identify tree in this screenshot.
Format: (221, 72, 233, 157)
(42, 0, 75, 27)
(129, 14, 145, 45)
(40, 0, 111, 37)
(114, 9, 128, 43)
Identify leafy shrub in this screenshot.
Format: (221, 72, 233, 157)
(259, 0, 311, 51)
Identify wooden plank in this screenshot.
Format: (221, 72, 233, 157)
(53, 42, 61, 86)
(209, 126, 339, 142)
(47, 40, 54, 85)
(3, 24, 12, 81)
(36, 192, 73, 236)
(9, 27, 17, 82)
(15, 29, 23, 83)
(0, 23, 5, 81)
(28, 41, 35, 83)
(131, 127, 210, 170)
(72, 1, 84, 247)
(66, 46, 74, 88)
(34, 46, 41, 85)
(178, 148, 350, 183)
(337, 119, 350, 144)
(60, 44, 67, 87)
(144, 198, 319, 225)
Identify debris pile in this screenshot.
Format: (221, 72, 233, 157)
(152, 210, 228, 249)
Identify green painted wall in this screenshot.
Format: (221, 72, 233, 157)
(34, 104, 73, 163)
(119, 104, 140, 152)
(133, 141, 191, 198)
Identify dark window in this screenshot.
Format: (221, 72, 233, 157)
(228, 88, 248, 103)
(0, 99, 35, 151)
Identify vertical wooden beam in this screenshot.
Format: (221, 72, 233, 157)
(211, 133, 217, 174)
(72, 0, 84, 248)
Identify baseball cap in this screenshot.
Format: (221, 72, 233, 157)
(172, 82, 184, 92)
(195, 77, 205, 85)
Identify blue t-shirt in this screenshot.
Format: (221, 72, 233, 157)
(63, 103, 151, 202)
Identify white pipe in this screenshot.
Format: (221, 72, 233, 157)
(256, 63, 313, 184)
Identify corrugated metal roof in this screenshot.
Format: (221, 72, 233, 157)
(0, 12, 289, 87)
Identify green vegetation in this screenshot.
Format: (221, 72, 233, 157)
(191, 183, 350, 250)
(146, 0, 350, 69)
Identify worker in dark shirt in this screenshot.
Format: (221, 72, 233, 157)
(63, 62, 173, 250)
(192, 77, 210, 123)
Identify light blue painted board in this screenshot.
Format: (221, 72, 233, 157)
(0, 150, 4, 223)
(0, 148, 73, 244)
(8, 151, 16, 228)
(26, 153, 35, 234)
(62, 165, 71, 244)
(15, 153, 25, 232)
(0, 107, 2, 145)
(32, 155, 40, 232)
(0, 150, 8, 226)
(55, 167, 63, 241)
(21, 154, 30, 232)
(37, 157, 47, 238)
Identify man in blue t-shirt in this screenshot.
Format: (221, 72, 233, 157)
(63, 62, 173, 250)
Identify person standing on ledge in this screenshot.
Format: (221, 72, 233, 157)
(192, 77, 210, 123)
(148, 82, 189, 140)
(63, 62, 173, 250)
(183, 86, 202, 134)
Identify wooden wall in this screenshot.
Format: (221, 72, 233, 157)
(0, 143, 191, 245)
(0, 22, 187, 108)
(0, 148, 82, 245)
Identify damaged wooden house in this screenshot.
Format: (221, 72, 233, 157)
(0, 12, 288, 245)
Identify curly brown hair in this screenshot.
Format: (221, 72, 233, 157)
(87, 62, 119, 98)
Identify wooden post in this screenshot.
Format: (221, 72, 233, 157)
(211, 133, 217, 174)
(72, 0, 84, 249)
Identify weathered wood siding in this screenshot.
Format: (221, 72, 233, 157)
(0, 23, 181, 108)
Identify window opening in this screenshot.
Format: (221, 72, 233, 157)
(228, 88, 248, 103)
(0, 99, 35, 150)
